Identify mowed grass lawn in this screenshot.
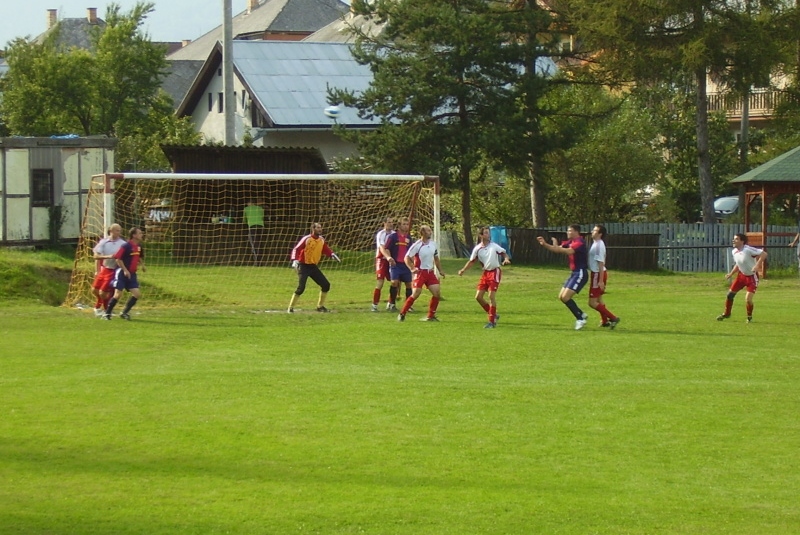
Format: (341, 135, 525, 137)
(1, 258, 799, 534)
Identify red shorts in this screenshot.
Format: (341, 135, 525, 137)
(589, 270, 607, 299)
(730, 272, 758, 294)
(92, 267, 116, 292)
(412, 269, 440, 289)
(375, 257, 390, 280)
(477, 269, 501, 292)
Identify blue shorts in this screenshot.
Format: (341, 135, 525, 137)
(112, 269, 140, 291)
(389, 263, 412, 284)
(563, 269, 588, 293)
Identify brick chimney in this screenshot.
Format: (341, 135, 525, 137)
(47, 9, 58, 30)
(87, 7, 98, 24)
(247, 0, 259, 13)
(181, 39, 192, 48)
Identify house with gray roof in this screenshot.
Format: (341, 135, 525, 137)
(303, 11, 385, 44)
(177, 40, 378, 161)
(162, 60, 207, 110)
(167, 0, 349, 62)
(164, 0, 349, 110)
(34, 8, 105, 50)
(0, 8, 107, 73)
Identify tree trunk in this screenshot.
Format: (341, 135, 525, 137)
(460, 166, 474, 246)
(739, 87, 750, 175)
(529, 156, 547, 227)
(695, 68, 716, 223)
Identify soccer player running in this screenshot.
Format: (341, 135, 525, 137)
(536, 224, 590, 330)
(398, 224, 445, 322)
(588, 225, 620, 329)
(717, 233, 767, 323)
(380, 216, 413, 312)
(103, 227, 145, 320)
(288, 222, 341, 313)
(457, 226, 511, 329)
(371, 216, 394, 311)
(91, 223, 125, 317)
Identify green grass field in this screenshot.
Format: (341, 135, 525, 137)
(1, 250, 799, 534)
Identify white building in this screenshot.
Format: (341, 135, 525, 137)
(176, 40, 379, 161)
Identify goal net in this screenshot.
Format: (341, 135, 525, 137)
(65, 173, 438, 312)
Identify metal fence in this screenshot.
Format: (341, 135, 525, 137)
(503, 223, 798, 272)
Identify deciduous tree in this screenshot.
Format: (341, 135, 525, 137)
(0, 2, 198, 170)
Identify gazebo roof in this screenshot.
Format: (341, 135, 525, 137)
(726, 145, 800, 252)
(731, 145, 800, 183)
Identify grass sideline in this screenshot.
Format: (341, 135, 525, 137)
(1, 252, 799, 533)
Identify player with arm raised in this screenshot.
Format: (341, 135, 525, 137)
(458, 226, 510, 328)
(537, 224, 590, 330)
(371, 216, 394, 312)
(288, 222, 341, 313)
(398, 225, 445, 322)
(717, 233, 767, 323)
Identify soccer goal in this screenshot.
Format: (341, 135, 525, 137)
(65, 172, 439, 311)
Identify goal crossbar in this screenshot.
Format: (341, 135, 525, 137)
(103, 173, 438, 182)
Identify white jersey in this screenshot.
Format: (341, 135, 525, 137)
(375, 228, 390, 258)
(93, 237, 126, 269)
(732, 244, 763, 276)
(469, 241, 506, 271)
(405, 239, 439, 270)
(588, 239, 607, 273)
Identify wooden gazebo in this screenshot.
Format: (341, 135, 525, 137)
(730, 145, 800, 247)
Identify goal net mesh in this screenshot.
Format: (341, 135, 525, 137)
(65, 173, 436, 312)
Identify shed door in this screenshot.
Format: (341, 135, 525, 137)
(31, 169, 54, 241)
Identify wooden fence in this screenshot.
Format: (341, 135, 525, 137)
(498, 223, 798, 272)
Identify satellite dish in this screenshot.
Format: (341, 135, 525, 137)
(324, 105, 342, 119)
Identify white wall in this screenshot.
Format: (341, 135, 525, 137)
(191, 70, 251, 144)
(190, 73, 360, 162)
(255, 130, 359, 162)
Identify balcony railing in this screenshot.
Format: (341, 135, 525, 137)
(707, 89, 786, 119)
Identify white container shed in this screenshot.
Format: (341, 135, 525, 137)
(0, 137, 116, 244)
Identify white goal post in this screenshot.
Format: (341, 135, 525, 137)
(65, 172, 440, 310)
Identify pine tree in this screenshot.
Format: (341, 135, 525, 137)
(332, 0, 569, 241)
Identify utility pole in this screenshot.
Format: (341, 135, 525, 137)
(223, 0, 235, 145)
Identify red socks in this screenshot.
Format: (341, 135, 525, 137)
(428, 296, 440, 318)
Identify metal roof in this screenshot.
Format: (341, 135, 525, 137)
(232, 40, 378, 127)
(731, 145, 800, 183)
(161, 144, 328, 173)
(167, 0, 348, 61)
